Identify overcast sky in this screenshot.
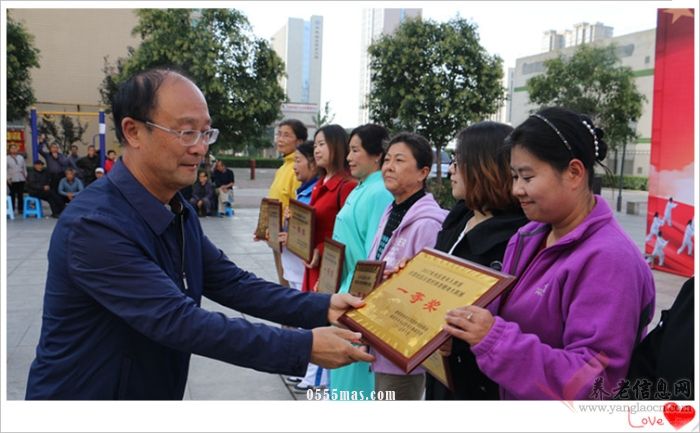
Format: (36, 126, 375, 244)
(235, 0, 676, 127)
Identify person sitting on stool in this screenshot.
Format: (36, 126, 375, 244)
(211, 160, 235, 216)
(189, 170, 214, 217)
(25, 159, 64, 218)
(57, 167, 84, 204)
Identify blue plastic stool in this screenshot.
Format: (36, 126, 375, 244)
(6, 196, 14, 220)
(23, 196, 44, 219)
(224, 206, 234, 217)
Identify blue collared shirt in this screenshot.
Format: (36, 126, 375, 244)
(295, 176, 318, 205)
(26, 159, 331, 400)
(57, 177, 84, 197)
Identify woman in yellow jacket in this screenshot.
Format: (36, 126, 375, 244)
(266, 119, 307, 285)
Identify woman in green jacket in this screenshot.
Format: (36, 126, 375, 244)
(329, 124, 394, 394)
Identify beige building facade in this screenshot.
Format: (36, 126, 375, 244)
(9, 8, 140, 158)
(508, 29, 656, 177)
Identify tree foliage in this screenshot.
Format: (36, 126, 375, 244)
(7, 12, 41, 121)
(99, 9, 286, 153)
(526, 44, 645, 152)
(38, 115, 89, 153)
(367, 17, 504, 178)
(312, 101, 335, 128)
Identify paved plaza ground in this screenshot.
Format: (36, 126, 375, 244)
(3, 167, 690, 400)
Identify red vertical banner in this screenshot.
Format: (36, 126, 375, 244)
(7, 128, 26, 154)
(646, 9, 695, 277)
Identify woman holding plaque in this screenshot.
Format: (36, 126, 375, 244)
(368, 132, 448, 400)
(278, 140, 321, 390)
(329, 124, 394, 395)
(301, 124, 357, 292)
(261, 119, 307, 287)
(444, 107, 656, 399)
(425, 121, 528, 400)
(296, 125, 356, 392)
(280, 141, 319, 292)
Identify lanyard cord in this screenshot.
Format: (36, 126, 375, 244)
(178, 212, 188, 291)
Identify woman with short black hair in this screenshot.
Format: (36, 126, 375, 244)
(368, 132, 448, 400)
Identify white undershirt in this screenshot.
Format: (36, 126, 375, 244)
(447, 217, 474, 255)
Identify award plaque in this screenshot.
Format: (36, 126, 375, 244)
(422, 350, 454, 391)
(317, 239, 345, 294)
(254, 198, 273, 240)
(348, 261, 386, 298)
(339, 248, 515, 374)
(287, 199, 315, 263)
(266, 199, 283, 252)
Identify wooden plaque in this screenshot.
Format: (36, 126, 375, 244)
(422, 350, 455, 392)
(348, 260, 386, 298)
(287, 199, 315, 263)
(339, 248, 515, 374)
(266, 199, 283, 252)
(317, 238, 345, 294)
(254, 198, 273, 240)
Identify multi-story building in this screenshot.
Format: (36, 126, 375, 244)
(573, 22, 614, 46)
(542, 22, 614, 52)
(358, 8, 422, 125)
(271, 16, 323, 132)
(508, 28, 656, 177)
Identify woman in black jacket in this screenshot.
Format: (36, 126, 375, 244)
(425, 121, 528, 400)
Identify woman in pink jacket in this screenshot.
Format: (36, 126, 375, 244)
(444, 107, 655, 399)
(368, 132, 448, 400)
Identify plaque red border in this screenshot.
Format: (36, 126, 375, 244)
(339, 248, 515, 373)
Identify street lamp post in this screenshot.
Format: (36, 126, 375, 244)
(616, 141, 627, 212)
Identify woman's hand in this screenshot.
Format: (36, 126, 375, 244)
(278, 232, 288, 246)
(382, 257, 409, 281)
(304, 248, 320, 269)
(443, 306, 494, 346)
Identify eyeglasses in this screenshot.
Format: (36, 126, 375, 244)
(140, 119, 219, 147)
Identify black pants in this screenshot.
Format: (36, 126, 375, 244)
(27, 190, 65, 217)
(9, 181, 25, 213)
(49, 173, 64, 196)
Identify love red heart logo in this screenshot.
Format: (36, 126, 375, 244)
(663, 402, 696, 430)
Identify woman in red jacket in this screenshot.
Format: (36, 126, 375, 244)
(293, 124, 357, 393)
(302, 124, 357, 292)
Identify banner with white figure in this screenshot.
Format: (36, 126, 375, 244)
(645, 8, 695, 277)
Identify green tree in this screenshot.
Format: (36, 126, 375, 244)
(7, 12, 41, 121)
(367, 17, 504, 179)
(312, 101, 335, 128)
(526, 43, 645, 153)
(38, 115, 88, 153)
(100, 9, 285, 154)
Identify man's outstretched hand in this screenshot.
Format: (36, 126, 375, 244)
(327, 293, 365, 326)
(310, 327, 374, 369)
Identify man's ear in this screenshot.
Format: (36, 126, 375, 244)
(121, 117, 142, 149)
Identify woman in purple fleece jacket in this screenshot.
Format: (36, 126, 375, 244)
(444, 107, 655, 400)
(368, 132, 448, 400)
